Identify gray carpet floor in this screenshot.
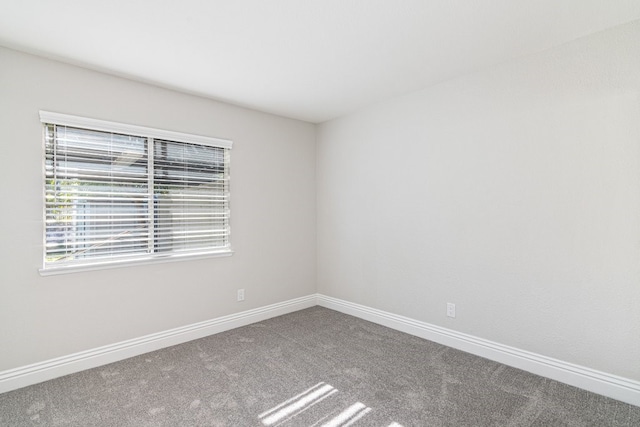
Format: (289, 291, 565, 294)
(0, 306, 639, 426)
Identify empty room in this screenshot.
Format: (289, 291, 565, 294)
(1, 1, 639, 426)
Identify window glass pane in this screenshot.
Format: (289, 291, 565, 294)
(153, 139, 230, 253)
(45, 125, 149, 265)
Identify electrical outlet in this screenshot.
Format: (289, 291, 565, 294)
(237, 289, 245, 302)
(446, 303, 456, 318)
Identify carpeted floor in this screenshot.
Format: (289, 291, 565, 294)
(0, 306, 638, 426)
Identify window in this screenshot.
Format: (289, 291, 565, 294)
(41, 111, 232, 274)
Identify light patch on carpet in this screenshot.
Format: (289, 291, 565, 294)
(321, 401, 371, 427)
(260, 382, 337, 426)
(148, 407, 165, 415)
(26, 401, 45, 414)
(100, 370, 120, 379)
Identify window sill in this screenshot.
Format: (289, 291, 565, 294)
(39, 250, 233, 276)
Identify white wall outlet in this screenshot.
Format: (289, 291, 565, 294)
(237, 289, 245, 302)
(446, 302, 456, 318)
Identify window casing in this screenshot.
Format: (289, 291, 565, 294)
(41, 111, 232, 274)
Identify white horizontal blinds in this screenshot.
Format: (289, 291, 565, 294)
(153, 139, 230, 253)
(42, 111, 232, 271)
(44, 125, 150, 266)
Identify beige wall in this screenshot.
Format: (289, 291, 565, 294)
(0, 47, 317, 371)
(317, 21, 640, 380)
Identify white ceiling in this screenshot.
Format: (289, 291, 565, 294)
(1, 1, 639, 123)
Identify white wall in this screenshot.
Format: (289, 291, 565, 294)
(2, 18, 640, 388)
(317, 20, 640, 381)
(0, 47, 316, 371)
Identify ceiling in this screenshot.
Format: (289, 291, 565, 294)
(1, 1, 639, 123)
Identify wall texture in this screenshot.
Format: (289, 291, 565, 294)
(0, 47, 316, 371)
(317, 20, 640, 380)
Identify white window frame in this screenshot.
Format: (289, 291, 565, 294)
(40, 111, 233, 275)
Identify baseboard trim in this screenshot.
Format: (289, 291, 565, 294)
(0, 294, 317, 394)
(316, 294, 640, 407)
(3, 294, 639, 407)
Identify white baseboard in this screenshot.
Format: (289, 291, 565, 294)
(3, 293, 639, 408)
(316, 294, 640, 407)
(0, 295, 316, 394)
